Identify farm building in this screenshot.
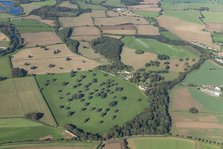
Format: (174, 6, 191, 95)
(200, 85, 222, 97)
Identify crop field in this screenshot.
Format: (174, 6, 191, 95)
(77, 1, 106, 10)
(212, 33, 223, 43)
(101, 24, 136, 35)
(135, 25, 160, 35)
(121, 46, 157, 70)
(127, 137, 220, 149)
(22, 32, 62, 47)
(103, 140, 125, 149)
(103, 0, 124, 7)
(202, 12, 223, 23)
(133, 10, 159, 18)
(94, 16, 149, 26)
(106, 10, 139, 17)
(0, 55, 12, 78)
(0, 77, 56, 126)
(59, 1, 78, 9)
(141, 0, 160, 5)
(158, 15, 216, 49)
(59, 13, 94, 27)
(0, 142, 98, 149)
(72, 27, 100, 36)
(12, 44, 99, 74)
(12, 19, 53, 33)
(171, 61, 223, 141)
(183, 60, 223, 86)
(0, 118, 61, 143)
(36, 70, 148, 135)
(22, 15, 55, 26)
(122, 36, 199, 59)
(127, 5, 161, 12)
(160, 31, 181, 40)
(205, 23, 223, 33)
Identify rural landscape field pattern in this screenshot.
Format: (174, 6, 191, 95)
(0, 0, 223, 148)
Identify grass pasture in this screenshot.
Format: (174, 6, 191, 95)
(0, 142, 98, 149)
(160, 31, 181, 40)
(0, 118, 61, 143)
(134, 10, 159, 18)
(0, 55, 12, 78)
(12, 19, 53, 33)
(127, 137, 220, 149)
(202, 12, 223, 23)
(212, 33, 223, 43)
(122, 36, 199, 59)
(36, 70, 148, 135)
(0, 77, 56, 126)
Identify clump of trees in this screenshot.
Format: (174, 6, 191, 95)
(189, 107, 199, 114)
(30, 6, 91, 19)
(26, 112, 44, 121)
(12, 68, 28, 77)
(157, 54, 170, 60)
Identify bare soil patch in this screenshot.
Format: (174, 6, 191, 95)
(94, 16, 149, 26)
(22, 32, 62, 47)
(158, 15, 216, 49)
(121, 46, 157, 70)
(72, 26, 100, 36)
(71, 36, 100, 42)
(0, 32, 8, 41)
(205, 23, 223, 33)
(12, 44, 99, 74)
(136, 25, 160, 35)
(91, 10, 106, 17)
(171, 87, 202, 112)
(60, 13, 94, 27)
(101, 24, 136, 35)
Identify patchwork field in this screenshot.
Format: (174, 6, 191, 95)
(94, 16, 149, 26)
(58, 1, 78, 9)
(12, 44, 99, 74)
(122, 36, 199, 59)
(0, 118, 61, 143)
(12, 19, 53, 33)
(127, 5, 161, 12)
(22, 32, 62, 47)
(36, 70, 148, 135)
(202, 12, 223, 24)
(22, 15, 55, 26)
(0, 55, 12, 78)
(0, 77, 56, 126)
(158, 15, 216, 49)
(59, 13, 94, 27)
(100, 24, 136, 35)
(171, 60, 223, 141)
(0, 142, 98, 149)
(205, 23, 223, 33)
(127, 137, 220, 149)
(135, 25, 159, 35)
(72, 27, 100, 37)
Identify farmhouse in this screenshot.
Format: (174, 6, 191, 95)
(138, 85, 147, 91)
(200, 85, 222, 97)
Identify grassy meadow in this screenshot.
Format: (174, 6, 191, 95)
(0, 55, 12, 78)
(122, 36, 199, 59)
(36, 70, 148, 135)
(0, 118, 61, 143)
(12, 19, 53, 33)
(212, 33, 223, 43)
(128, 137, 220, 149)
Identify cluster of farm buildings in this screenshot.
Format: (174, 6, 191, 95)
(200, 85, 222, 97)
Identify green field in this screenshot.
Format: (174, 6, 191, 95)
(0, 55, 12, 78)
(0, 118, 61, 143)
(0, 142, 98, 149)
(160, 31, 181, 41)
(36, 70, 148, 135)
(77, 1, 107, 10)
(183, 60, 223, 86)
(128, 137, 220, 149)
(12, 19, 53, 33)
(134, 10, 159, 18)
(163, 10, 203, 24)
(0, 77, 56, 126)
(202, 11, 223, 23)
(31, 0, 56, 6)
(122, 36, 199, 59)
(212, 33, 223, 43)
(103, 0, 124, 7)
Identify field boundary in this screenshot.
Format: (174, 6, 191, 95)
(33, 76, 59, 127)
